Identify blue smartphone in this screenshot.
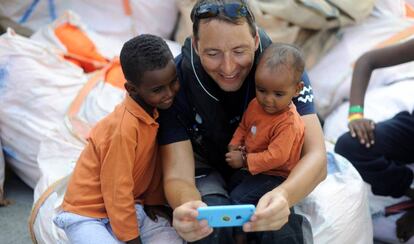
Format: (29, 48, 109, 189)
(196, 204, 255, 227)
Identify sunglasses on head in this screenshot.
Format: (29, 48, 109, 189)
(192, 2, 252, 21)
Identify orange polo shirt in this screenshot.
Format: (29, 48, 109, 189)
(230, 98, 305, 178)
(62, 95, 165, 241)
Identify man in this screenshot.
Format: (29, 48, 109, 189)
(158, 1, 327, 243)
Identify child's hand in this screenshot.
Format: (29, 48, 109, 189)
(348, 118, 375, 148)
(144, 205, 173, 224)
(225, 150, 245, 168)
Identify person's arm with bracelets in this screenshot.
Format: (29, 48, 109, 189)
(348, 39, 414, 147)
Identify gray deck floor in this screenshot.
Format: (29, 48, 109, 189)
(0, 170, 33, 244)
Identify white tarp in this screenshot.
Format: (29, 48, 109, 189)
(309, 16, 414, 118)
(309, 0, 414, 118)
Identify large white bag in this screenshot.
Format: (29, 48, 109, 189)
(0, 29, 87, 187)
(32, 61, 127, 243)
(34, 62, 126, 200)
(295, 143, 372, 244)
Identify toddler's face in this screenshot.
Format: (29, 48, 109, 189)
(255, 66, 302, 114)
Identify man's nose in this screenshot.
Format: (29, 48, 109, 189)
(221, 53, 236, 75)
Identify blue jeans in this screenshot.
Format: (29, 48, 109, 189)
(54, 204, 184, 244)
(229, 170, 285, 205)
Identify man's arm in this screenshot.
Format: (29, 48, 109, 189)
(278, 114, 327, 206)
(161, 140, 213, 241)
(161, 140, 201, 208)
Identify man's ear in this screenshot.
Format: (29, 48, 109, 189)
(295, 81, 304, 97)
(192, 36, 199, 55)
(254, 27, 260, 51)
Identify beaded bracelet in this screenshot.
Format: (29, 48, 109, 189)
(348, 113, 363, 122)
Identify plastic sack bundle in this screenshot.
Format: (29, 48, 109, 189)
(34, 60, 126, 201)
(1, 0, 178, 41)
(65, 0, 178, 42)
(295, 143, 372, 244)
(31, 10, 181, 68)
(31, 60, 126, 243)
(0, 29, 87, 187)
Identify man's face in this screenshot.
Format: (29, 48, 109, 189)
(128, 60, 180, 111)
(194, 19, 258, 92)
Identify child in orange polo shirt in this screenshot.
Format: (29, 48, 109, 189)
(226, 43, 305, 207)
(53, 34, 182, 244)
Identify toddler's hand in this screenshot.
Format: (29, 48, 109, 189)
(225, 151, 244, 168)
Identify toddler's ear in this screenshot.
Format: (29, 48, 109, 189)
(295, 81, 304, 97)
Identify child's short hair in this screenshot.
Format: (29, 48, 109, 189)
(259, 43, 305, 83)
(120, 34, 173, 85)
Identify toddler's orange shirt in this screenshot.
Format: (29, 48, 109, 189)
(62, 95, 165, 241)
(230, 98, 305, 178)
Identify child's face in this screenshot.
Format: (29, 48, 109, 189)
(129, 60, 179, 111)
(255, 66, 303, 114)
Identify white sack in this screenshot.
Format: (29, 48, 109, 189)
(295, 143, 372, 244)
(0, 29, 86, 187)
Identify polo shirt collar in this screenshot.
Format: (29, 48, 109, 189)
(124, 95, 159, 125)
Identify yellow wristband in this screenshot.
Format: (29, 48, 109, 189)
(348, 113, 363, 122)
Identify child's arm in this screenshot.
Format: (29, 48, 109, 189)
(228, 111, 249, 150)
(348, 39, 414, 147)
(226, 113, 250, 168)
(247, 123, 301, 175)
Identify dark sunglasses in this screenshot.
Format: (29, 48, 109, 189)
(192, 2, 252, 22)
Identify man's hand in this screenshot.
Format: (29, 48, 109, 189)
(243, 187, 290, 232)
(348, 118, 375, 148)
(144, 205, 173, 224)
(225, 150, 244, 169)
(173, 201, 213, 242)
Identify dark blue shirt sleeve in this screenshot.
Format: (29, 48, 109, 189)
(293, 71, 315, 115)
